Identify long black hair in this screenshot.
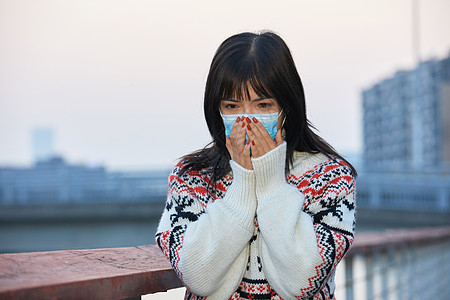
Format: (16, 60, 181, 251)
(180, 31, 357, 187)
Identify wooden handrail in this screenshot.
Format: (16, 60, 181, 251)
(1, 226, 450, 299)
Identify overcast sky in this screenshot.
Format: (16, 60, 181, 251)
(1, 0, 449, 170)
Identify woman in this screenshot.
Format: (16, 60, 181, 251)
(155, 31, 356, 300)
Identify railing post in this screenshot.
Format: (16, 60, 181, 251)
(404, 244, 414, 300)
(379, 251, 388, 300)
(408, 246, 417, 297)
(387, 247, 396, 300)
(365, 253, 374, 300)
(441, 241, 450, 297)
(396, 244, 407, 300)
(345, 256, 354, 300)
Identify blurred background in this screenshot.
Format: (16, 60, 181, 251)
(1, 0, 449, 254)
(1, 1, 450, 299)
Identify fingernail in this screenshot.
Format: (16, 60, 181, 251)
(246, 117, 251, 123)
(247, 124, 251, 130)
(247, 139, 250, 145)
(252, 141, 255, 146)
(241, 122, 245, 128)
(236, 116, 240, 122)
(252, 117, 258, 123)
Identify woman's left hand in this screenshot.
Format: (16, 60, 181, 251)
(246, 117, 283, 158)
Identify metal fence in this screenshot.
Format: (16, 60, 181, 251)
(336, 227, 450, 300)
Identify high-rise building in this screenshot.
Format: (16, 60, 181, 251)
(32, 128, 54, 163)
(362, 55, 450, 171)
(357, 55, 450, 214)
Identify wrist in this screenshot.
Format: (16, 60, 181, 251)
(222, 160, 257, 225)
(251, 142, 287, 198)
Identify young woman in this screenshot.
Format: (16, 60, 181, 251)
(155, 31, 356, 300)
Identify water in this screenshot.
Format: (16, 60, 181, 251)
(0, 201, 164, 253)
(0, 219, 159, 253)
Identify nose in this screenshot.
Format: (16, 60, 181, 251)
(242, 104, 256, 115)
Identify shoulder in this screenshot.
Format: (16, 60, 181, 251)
(289, 154, 356, 212)
(169, 160, 211, 183)
(290, 152, 355, 186)
(168, 160, 228, 204)
(168, 160, 227, 197)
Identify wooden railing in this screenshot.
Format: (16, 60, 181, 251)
(1, 226, 450, 300)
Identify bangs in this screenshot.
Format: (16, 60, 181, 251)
(219, 67, 274, 101)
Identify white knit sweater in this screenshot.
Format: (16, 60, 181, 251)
(156, 142, 356, 300)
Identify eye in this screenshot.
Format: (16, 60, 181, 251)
(258, 102, 271, 109)
(224, 103, 238, 109)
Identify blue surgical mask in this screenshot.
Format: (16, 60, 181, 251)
(221, 111, 281, 142)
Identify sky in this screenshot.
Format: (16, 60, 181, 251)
(1, 0, 449, 170)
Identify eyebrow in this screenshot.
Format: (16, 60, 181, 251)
(221, 96, 272, 102)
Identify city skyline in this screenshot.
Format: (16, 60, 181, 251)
(1, 0, 450, 170)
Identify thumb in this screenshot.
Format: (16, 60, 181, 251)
(275, 129, 283, 146)
(225, 137, 232, 156)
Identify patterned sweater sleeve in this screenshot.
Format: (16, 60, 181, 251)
(155, 160, 258, 298)
(252, 142, 356, 299)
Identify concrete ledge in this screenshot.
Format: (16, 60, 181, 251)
(0, 245, 182, 300)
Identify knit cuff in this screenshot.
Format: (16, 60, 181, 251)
(251, 142, 287, 200)
(221, 160, 257, 227)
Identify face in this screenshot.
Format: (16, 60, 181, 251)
(219, 86, 284, 129)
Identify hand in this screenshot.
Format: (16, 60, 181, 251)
(246, 117, 283, 158)
(225, 116, 253, 170)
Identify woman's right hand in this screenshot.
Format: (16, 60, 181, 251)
(225, 116, 252, 170)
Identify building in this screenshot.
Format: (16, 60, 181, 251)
(0, 156, 170, 205)
(358, 55, 450, 214)
(362, 55, 450, 171)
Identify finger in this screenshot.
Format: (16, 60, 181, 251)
(250, 117, 273, 152)
(249, 139, 262, 158)
(251, 117, 272, 142)
(244, 139, 251, 156)
(243, 139, 253, 169)
(236, 118, 247, 146)
(229, 116, 241, 140)
(245, 122, 259, 156)
(230, 117, 246, 149)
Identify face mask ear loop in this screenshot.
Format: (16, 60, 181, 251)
(279, 110, 286, 129)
